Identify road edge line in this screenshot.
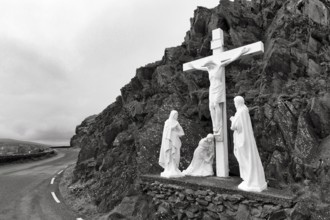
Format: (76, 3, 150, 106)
(51, 192, 61, 203)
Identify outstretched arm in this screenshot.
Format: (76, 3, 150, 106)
(188, 62, 208, 72)
(221, 47, 250, 67)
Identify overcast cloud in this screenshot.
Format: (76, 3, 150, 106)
(0, 0, 219, 146)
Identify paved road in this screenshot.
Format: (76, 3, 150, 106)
(0, 148, 83, 220)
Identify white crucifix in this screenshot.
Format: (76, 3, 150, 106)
(183, 28, 264, 177)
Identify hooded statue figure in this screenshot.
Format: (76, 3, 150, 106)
(183, 134, 215, 176)
(230, 96, 267, 192)
(159, 110, 185, 178)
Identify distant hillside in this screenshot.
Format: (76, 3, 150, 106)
(0, 138, 52, 147)
(0, 138, 52, 155)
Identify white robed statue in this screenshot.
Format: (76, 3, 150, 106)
(159, 110, 185, 178)
(230, 96, 267, 192)
(183, 134, 215, 177)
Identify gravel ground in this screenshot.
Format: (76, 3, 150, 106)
(59, 164, 100, 219)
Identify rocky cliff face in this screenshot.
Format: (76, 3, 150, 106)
(71, 0, 330, 217)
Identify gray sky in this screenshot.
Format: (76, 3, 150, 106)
(0, 0, 219, 146)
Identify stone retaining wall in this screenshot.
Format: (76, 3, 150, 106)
(140, 181, 296, 220)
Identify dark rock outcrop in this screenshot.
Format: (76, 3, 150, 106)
(70, 0, 330, 218)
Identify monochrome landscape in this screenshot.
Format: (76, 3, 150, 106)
(1, 0, 330, 220)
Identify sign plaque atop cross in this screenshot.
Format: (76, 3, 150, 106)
(183, 28, 264, 177)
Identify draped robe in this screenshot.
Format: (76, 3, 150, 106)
(183, 137, 214, 176)
(159, 111, 185, 178)
(231, 104, 267, 192)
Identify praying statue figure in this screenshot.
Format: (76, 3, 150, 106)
(159, 110, 185, 178)
(183, 134, 215, 177)
(188, 47, 250, 139)
(230, 96, 267, 192)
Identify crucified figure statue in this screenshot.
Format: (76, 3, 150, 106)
(188, 47, 249, 138)
(183, 28, 264, 177)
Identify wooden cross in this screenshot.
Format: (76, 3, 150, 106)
(183, 28, 264, 177)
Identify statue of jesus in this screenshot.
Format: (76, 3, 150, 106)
(187, 47, 249, 139)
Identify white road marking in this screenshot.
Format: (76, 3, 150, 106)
(57, 170, 63, 175)
(77, 218, 84, 220)
(50, 177, 55, 185)
(51, 192, 61, 203)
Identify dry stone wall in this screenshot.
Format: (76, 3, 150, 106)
(140, 181, 294, 220)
